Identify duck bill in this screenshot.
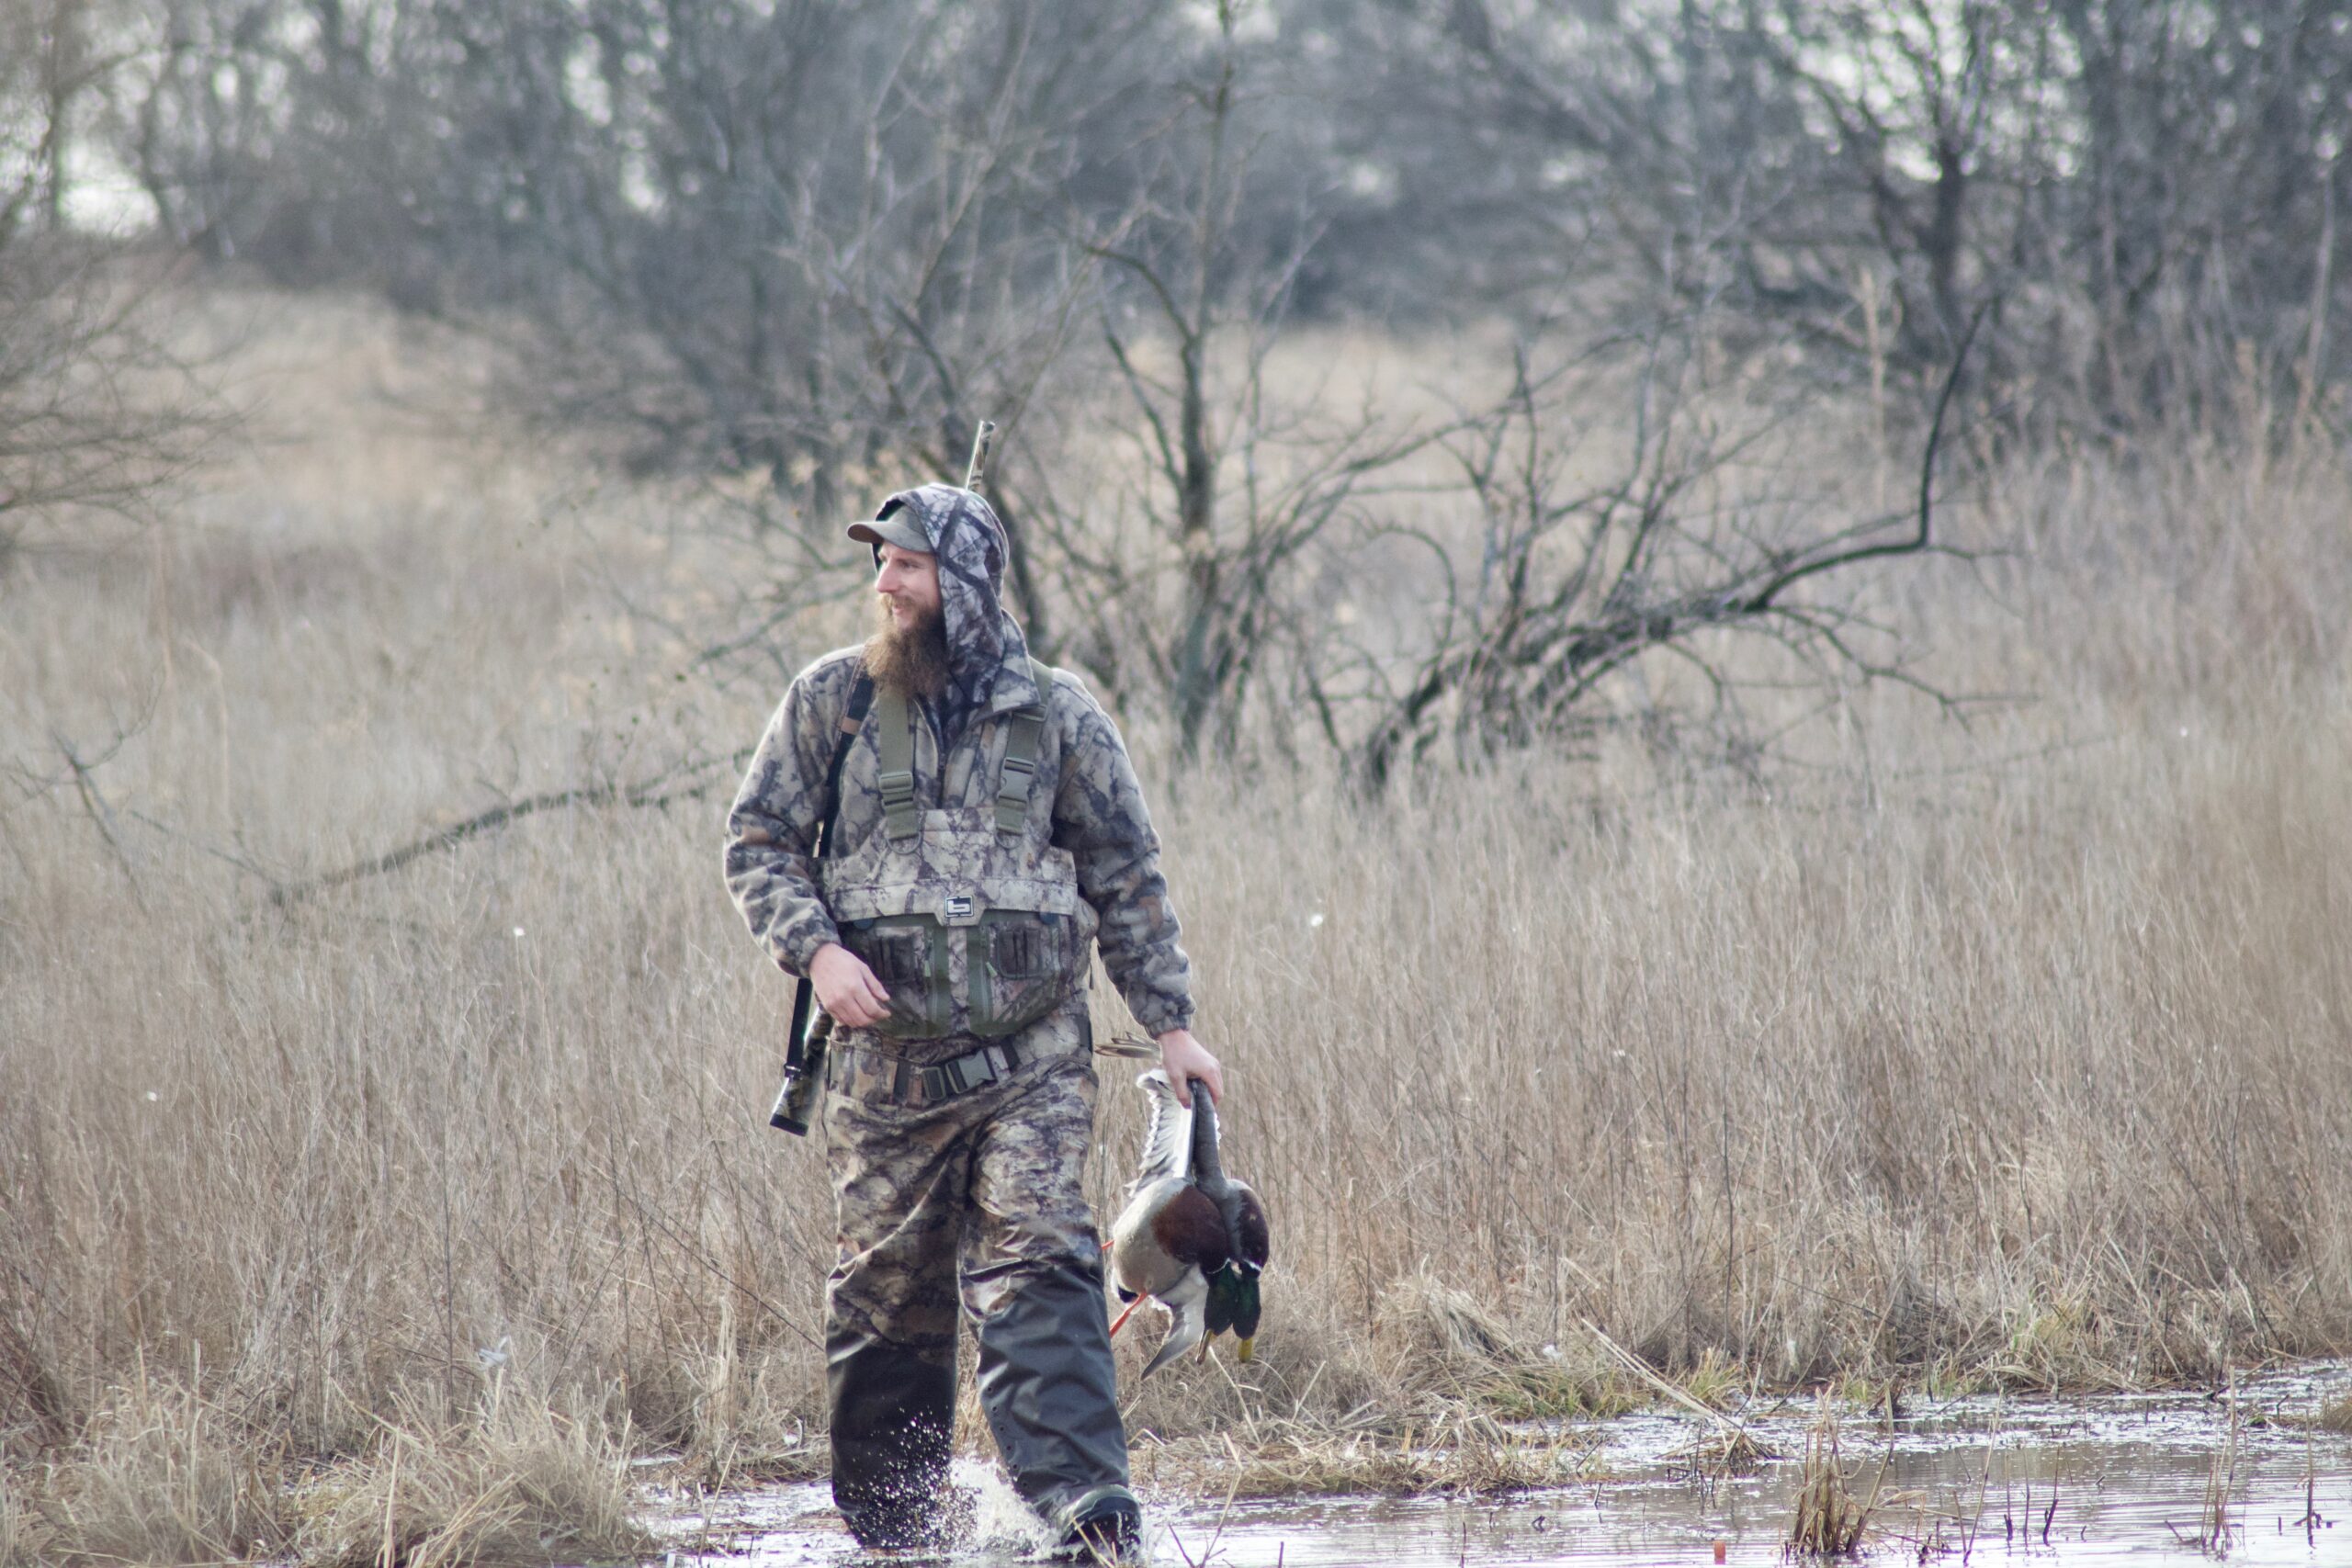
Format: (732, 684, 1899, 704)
(1235, 1337, 1255, 1363)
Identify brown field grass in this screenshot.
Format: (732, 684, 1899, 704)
(3, 290, 2349, 1553)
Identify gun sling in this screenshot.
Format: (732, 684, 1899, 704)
(772, 669, 876, 1130)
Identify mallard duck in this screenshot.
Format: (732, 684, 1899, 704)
(1106, 1070, 1270, 1375)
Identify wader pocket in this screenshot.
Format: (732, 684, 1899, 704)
(968, 909, 1073, 1039)
(841, 917, 952, 1039)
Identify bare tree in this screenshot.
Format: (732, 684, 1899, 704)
(2043, 0, 2352, 429)
(985, 0, 1453, 757)
(114, 0, 2352, 447)
(92, 0, 2352, 778)
(1308, 0, 2351, 436)
(0, 2, 225, 559)
(137, 0, 1226, 688)
(1352, 319, 1980, 790)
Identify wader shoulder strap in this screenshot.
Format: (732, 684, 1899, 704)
(993, 659, 1055, 835)
(873, 682, 922, 840)
(875, 659, 1057, 840)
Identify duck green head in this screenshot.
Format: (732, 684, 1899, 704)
(1204, 1261, 1262, 1361)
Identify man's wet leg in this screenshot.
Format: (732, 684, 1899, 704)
(824, 1084, 971, 1550)
(970, 1254, 1135, 1541)
(826, 1321, 956, 1549)
(963, 1052, 1135, 1544)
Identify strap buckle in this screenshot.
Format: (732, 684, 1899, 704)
(993, 705, 1045, 834)
(876, 767, 921, 840)
(913, 1040, 1023, 1104)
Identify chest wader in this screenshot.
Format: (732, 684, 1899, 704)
(819, 663, 1096, 1051)
(819, 664, 1137, 1552)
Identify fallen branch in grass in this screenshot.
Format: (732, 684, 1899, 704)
(268, 748, 752, 907)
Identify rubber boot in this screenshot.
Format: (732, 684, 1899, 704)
(1054, 1483, 1144, 1562)
(828, 1325, 956, 1550)
(972, 1254, 1131, 1527)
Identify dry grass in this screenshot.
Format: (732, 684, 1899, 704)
(1366, 1271, 1638, 1418)
(0, 1463, 46, 1568)
(2180, 1381, 2245, 1552)
(18, 1366, 291, 1565)
(5, 289, 2352, 1533)
(1121, 1272, 1629, 1497)
(1787, 1393, 1876, 1554)
(1138, 1410, 1589, 1499)
(292, 1376, 650, 1568)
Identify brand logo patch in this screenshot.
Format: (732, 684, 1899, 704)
(943, 895, 975, 919)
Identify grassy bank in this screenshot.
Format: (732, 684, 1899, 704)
(3, 294, 2348, 1558)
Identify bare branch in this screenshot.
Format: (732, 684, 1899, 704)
(270, 751, 752, 907)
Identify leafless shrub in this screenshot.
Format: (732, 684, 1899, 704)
(116, 0, 2352, 761)
(0, 5, 230, 564)
(1312, 0, 2352, 437)
(0, 240, 224, 567)
(1350, 322, 1980, 788)
(1009, 1, 1459, 755)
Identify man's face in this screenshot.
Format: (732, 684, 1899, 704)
(875, 542, 941, 631)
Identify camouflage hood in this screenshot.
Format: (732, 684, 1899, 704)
(871, 483, 1039, 736)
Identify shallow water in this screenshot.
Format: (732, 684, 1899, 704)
(648, 1363, 2352, 1565)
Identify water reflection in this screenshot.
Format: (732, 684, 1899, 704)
(650, 1363, 2352, 1565)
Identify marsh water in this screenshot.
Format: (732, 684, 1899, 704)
(649, 1364, 2352, 1565)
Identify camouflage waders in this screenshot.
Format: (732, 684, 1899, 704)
(812, 670, 1125, 1546)
(820, 1011, 1125, 1545)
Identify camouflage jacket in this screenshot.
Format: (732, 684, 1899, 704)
(724, 649, 1194, 1041)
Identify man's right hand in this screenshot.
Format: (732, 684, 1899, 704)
(809, 942, 893, 1029)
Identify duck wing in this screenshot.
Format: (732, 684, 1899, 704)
(1127, 1069, 1193, 1199)
(1140, 1269, 1211, 1378)
(1107, 1177, 1193, 1299)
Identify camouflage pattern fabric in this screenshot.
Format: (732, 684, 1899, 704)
(819, 1028, 1130, 1534)
(724, 647, 1193, 1062)
(820, 1031, 1102, 1349)
(817, 793, 1089, 1042)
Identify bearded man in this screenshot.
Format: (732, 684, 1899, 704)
(723, 484, 1222, 1558)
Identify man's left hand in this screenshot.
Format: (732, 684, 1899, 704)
(1156, 1029, 1223, 1108)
